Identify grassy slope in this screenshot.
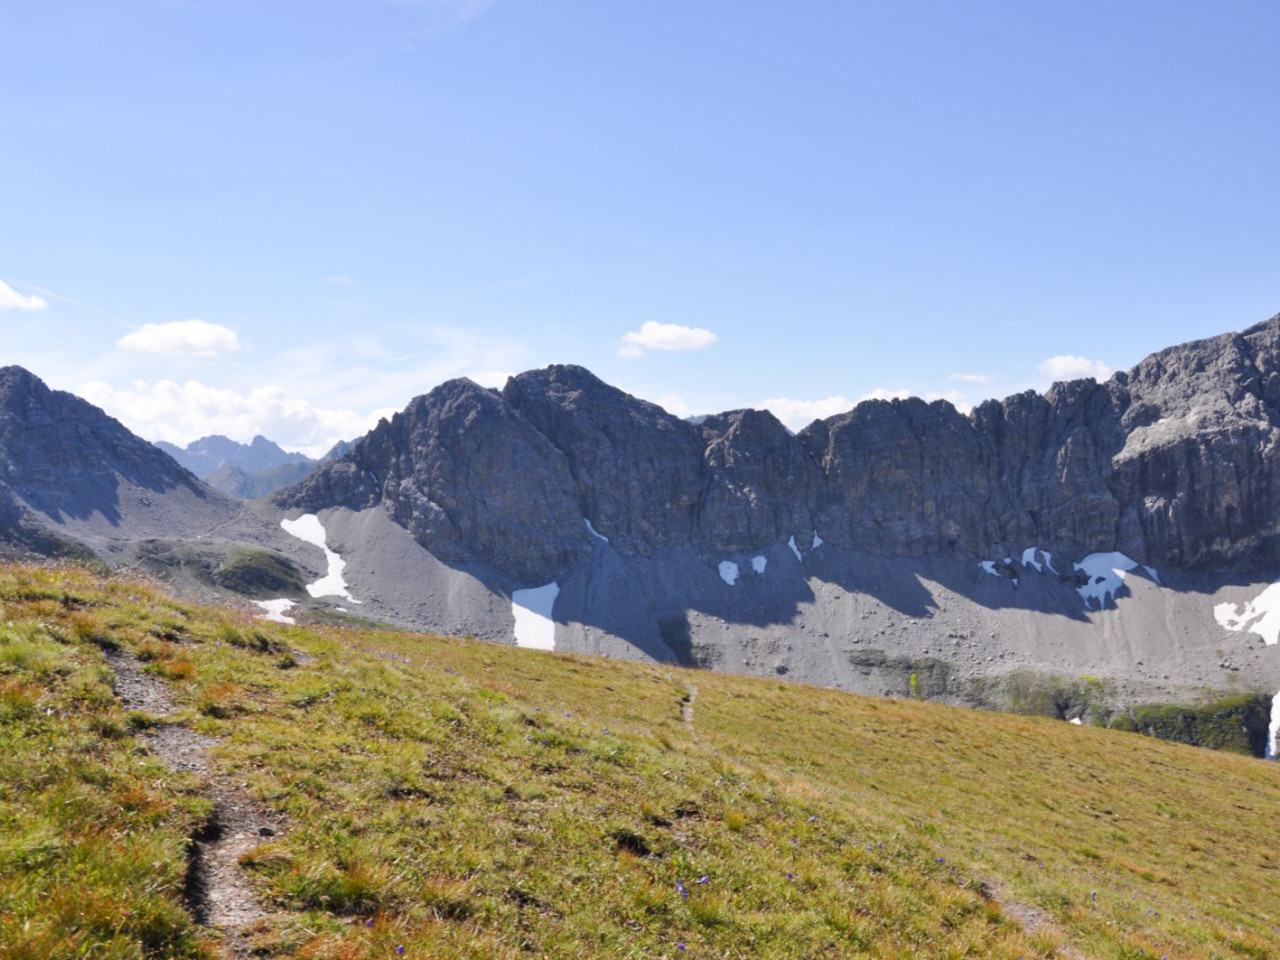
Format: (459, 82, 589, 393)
(2, 562, 1279, 959)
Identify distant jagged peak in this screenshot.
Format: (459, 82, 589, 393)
(158, 433, 314, 480)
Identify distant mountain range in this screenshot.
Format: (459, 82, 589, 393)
(5, 313, 1280, 751)
(155, 434, 351, 499)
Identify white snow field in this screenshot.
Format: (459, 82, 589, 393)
(752, 555, 767, 574)
(1215, 582, 1280, 646)
(281, 513, 360, 602)
(254, 598, 297, 624)
(1074, 552, 1142, 608)
(719, 561, 740, 586)
(512, 582, 560, 650)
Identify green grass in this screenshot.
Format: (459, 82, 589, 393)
(2, 561, 1279, 958)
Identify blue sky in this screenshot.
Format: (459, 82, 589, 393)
(3, 0, 1279, 455)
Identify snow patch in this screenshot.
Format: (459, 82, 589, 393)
(512, 582, 559, 651)
(1069, 717, 1083, 726)
(1021, 547, 1057, 574)
(254, 598, 296, 625)
(1074, 552, 1140, 609)
(751, 555, 767, 575)
(1270, 690, 1280, 760)
(788, 536, 803, 562)
(281, 514, 360, 602)
(584, 518, 609, 543)
(719, 561, 740, 586)
(811, 530, 824, 549)
(1214, 582, 1280, 646)
(979, 560, 999, 577)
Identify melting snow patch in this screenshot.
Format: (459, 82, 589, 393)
(979, 560, 999, 577)
(1021, 547, 1057, 574)
(719, 561, 740, 586)
(1074, 552, 1139, 609)
(1069, 717, 1083, 726)
(751, 555, 767, 574)
(1214, 582, 1280, 646)
(1270, 690, 1280, 760)
(788, 536, 803, 562)
(512, 582, 559, 651)
(281, 514, 361, 602)
(584, 518, 609, 543)
(254, 598, 296, 625)
(812, 530, 824, 549)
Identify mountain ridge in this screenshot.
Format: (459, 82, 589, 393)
(5, 314, 1280, 732)
(281, 311, 1280, 583)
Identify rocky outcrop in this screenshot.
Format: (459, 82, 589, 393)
(281, 314, 1280, 584)
(0, 366, 210, 526)
(280, 378, 588, 583)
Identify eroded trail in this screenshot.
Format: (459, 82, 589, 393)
(978, 879, 1089, 960)
(107, 649, 282, 959)
(681, 682, 698, 733)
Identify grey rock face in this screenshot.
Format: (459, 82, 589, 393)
(280, 313, 1280, 585)
(280, 377, 588, 584)
(0, 365, 208, 525)
(502, 366, 708, 554)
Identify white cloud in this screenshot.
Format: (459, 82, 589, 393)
(950, 372, 989, 384)
(619, 321, 719, 357)
(0, 280, 48, 312)
(654, 394, 695, 419)
(117, 320, 243, 358)
(860, 387, 910, 403)
(1038, 354, 1113, 382)
(327, 276, 354, 286)
(860, 387, 972, 413)
(760, 396, 856, 430)
(79, 379, 382, 459)
(763, 388, 974, 431)
(466, 369, 514, 389)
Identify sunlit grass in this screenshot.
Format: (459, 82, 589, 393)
(1, 560, 1278, 957)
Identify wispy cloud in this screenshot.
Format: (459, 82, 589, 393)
(117, 320, 243, 358)
(455, 0, 494, 21)
(1038, 354, 1112, 382)
(375, 0, 496, 22)
(0, 280, 48, 312)
(950, 372, 989, 384)
(619, 321, 719, 358)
